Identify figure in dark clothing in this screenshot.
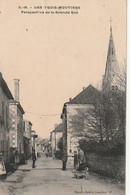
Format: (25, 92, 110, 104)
(14, 150, 19, 164)
(73, 151, 78, 168)
(21, 152, 25, 165)
(53, 149, 56, 159)
(62, 157, 67, 170)
(45, 148, 49, 158)
(61, 151, 67, 171)
(77, 146, 86, 171)
(32, 149, 36, 168)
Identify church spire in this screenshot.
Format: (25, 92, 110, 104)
(106, 17, 117, 62)
(102, 18, 119, 91)
(109, 17, 113, 41)
(110, 17, 112, 32)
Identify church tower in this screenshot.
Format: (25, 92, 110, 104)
(102, 19, 120, 91)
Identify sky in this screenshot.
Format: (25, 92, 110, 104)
(0, 0, 126, 138)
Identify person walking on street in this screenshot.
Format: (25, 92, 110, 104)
(32, 149, 36, 168)
(45, 147, 49, 158)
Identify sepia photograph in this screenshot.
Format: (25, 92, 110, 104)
(0, 0, 126, 194)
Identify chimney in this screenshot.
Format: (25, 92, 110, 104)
(69, 98, 72, 102)
(14, 79, 20, 102)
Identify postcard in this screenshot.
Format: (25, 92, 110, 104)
(0, 0, 126, 194)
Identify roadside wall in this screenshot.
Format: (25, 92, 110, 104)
(85, 153, 125, 181)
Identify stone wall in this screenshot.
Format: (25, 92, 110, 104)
(85, 153, 125, 181)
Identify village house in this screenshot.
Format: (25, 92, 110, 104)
(61, 85, 100, 167)
(39, 138, 50, 154)
(36, 138, 43, 157)
(9, 79, 25, 164)
(50, 123, 63, 158)
(0, 73, 13, 164)
(31, 130, 38, 153)
(23, 120, 32, 160)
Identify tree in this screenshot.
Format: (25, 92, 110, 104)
(58, 137, 63, 152)
(69, 88, 126, 155)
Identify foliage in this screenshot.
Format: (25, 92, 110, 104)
(56, 137, 63, 160)
(69, 88, 126, 155)
(79, 138, 125, 156)
(58, 137, 63, 151)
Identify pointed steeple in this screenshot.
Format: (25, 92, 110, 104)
(102, 19, 119, 91)
(106, 20, 117, 64)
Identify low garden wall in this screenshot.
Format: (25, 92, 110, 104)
(85, 153, 125, 181)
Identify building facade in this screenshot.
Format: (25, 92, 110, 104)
(9, 100, 25, 162)
(61, 85, 100, 167)
(50, 123, 63, 158)
(9, 79, 25, 163)
(0, 73, 13, 163)
(23, 120, 32, 159)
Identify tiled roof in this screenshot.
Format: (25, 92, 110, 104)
(61, 85, 100, 118)
(52, 123, 63, 133)
(0, 73, 13, 99)
(67, 85, 100, 104)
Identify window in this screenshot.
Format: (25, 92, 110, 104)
(111, 86, 118, 91)
(69, 149, 72, 153)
